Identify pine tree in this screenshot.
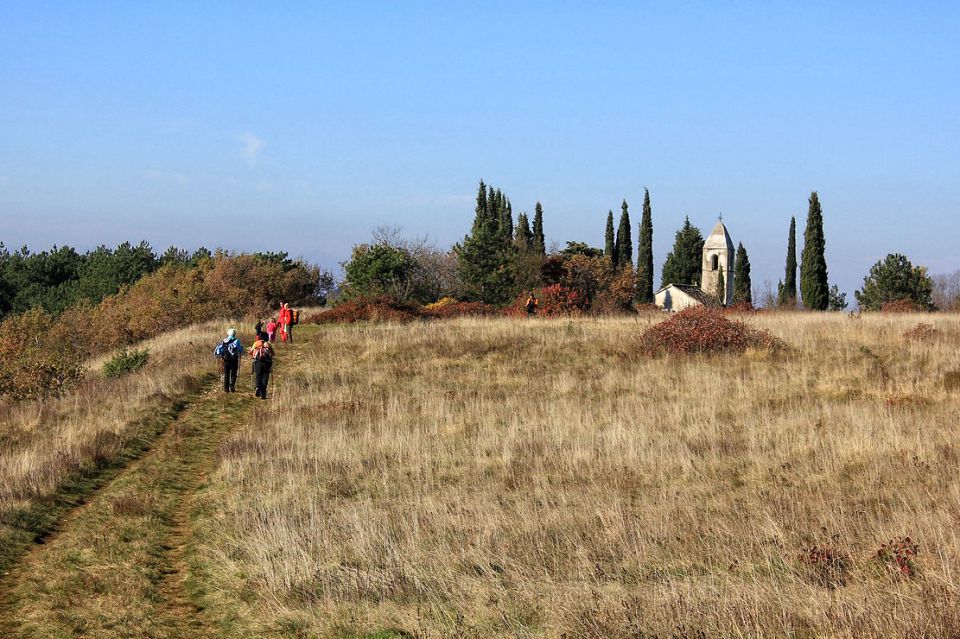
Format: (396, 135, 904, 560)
(500, 196, 513, 245)
(515, 213, 533, 251)
(636, 188, 654, 303)
(661, 217, 704, 287)
(778, 216, 797, 306)
(800, 191, 829, 310)
(615, 199, 632, 268)
(604, 210, 616, 266)
(715, 269, 726, 306)
(532, 202, 546, 255)
(733, 242, 752, 305)
(455, 181, 515, 304)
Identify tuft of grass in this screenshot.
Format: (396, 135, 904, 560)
(103, 348, 150, 378)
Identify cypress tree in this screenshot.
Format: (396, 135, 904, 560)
(532, 202, 546, 255)
(604, 210, 616, 266)
(636, 188, 654, 303)
(733, 242, 752, 305)
(800, 191, 829, 310)
(515, 213, 533, 250)
(778, 216, 797, 306)
(661, 217, 704, 287)
(615, 199, 632, 268)
(500, 197, 514, 245)
(715, 269, 726, 306)
(455, 181, 515, 304)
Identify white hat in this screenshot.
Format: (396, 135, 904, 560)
(227, 328, 236, 338)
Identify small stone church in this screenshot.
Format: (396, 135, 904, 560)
(654, 220, 734, 311)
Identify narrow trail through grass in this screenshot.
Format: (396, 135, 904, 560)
(0, 338, 305, 638)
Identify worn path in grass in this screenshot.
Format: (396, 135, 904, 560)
(0, 338, 305, 639)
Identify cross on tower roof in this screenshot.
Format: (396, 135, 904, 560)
(718, 212, 723, 222)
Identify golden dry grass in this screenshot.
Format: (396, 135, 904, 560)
(183, 313, 960, 638)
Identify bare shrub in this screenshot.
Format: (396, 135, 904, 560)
(637, 306, 786, 356)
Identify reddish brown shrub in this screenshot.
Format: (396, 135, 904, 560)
(311, 296, 420, 324)
(881, 298, 926, 313)
(421, 301, 497, 319)
(637, 306, 785, 356)
(902, 322, 939, 341)
(723, 301, 756, 314)
(800, 545, 851, 588)
(504, 284, 587, 318)
(875, 537, 919, 578)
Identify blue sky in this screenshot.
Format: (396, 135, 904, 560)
(1, 2, 958, 298)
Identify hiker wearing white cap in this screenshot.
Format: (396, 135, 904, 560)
(214, 328, 243, 393)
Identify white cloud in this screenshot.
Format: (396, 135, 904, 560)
(240, 132, 265, 167)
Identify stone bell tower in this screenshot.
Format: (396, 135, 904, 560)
(701, 219, 734, 306)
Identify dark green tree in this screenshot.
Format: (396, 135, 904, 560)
(777, 216, 797, 306)
(514, 213, 533, 251)
(854, 253, 935, 311)
(800, 192, 829, 310)
(733, 242, 752, 305)
(342, 243, 416, 300)
(636, 189, 654, 303)
(160, 246, 190, 266)
(828, 285, 848, 311)
(715, 269, 726, 306)
(615, 199, 632, 268)
(604, 210, 616, 265)
(661, 217, 704, 287)
(532, 202, 546, 255)
(455, 181, 516, 304)
(560, 241, 604, 259)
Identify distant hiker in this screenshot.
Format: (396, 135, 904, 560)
(214, 328, 243, 393)
(525, 291, 539, 316)
(279, 302, 294, 343)
(265, 318, 278, 343)
(254, 320, 264, 337)
(249, 334, 274, 399)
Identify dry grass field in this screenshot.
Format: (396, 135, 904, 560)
(2, 312, 960, 638)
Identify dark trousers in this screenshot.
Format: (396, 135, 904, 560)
(253, 360, 272, 398)
(222, 358, 239, 392)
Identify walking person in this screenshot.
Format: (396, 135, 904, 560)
(265, 317, 278, 343)
(214, 328, 243, 393)
(249, 333, 275, 399)
(279, 302, 294, 343)
(525, 291, 539, 317)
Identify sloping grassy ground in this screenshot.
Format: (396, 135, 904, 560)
(190, 314, 960, 638)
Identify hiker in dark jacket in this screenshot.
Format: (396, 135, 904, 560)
(249, 335, 275, 399)
(215, 328, 243, 393)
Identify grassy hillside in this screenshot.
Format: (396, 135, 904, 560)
(2, 313, 959, 638)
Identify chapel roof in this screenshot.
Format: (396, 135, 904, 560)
(704, 220, 734, 252)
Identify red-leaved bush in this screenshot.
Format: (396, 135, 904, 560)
(875, 537, 920, 578)
(637, 306, 785, 356)
(902, 323, 939, 341)
(311, 296, 421, 324)
(504, 284, 587, 318)
(881, 298, 926, 313)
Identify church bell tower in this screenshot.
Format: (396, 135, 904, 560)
(701, 219, 734, 306)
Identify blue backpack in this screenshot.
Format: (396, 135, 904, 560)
(215, 338, 241, 361)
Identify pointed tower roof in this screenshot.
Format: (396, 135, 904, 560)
(704, 220, 734, 252)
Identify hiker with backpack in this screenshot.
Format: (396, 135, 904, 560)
(525, 291, 539, 317)
(214, 328, 243, 393)
(279, 302, 297, 343)
(249, 333, 275, 399)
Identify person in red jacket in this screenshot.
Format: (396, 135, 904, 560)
(278, 302, 294, 343)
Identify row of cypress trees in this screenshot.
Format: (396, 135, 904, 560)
(778, 191, 829, 310)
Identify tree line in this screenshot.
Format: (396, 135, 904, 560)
(342, 182, 946, 312)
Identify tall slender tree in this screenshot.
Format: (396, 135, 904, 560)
(661, 217, 704, 287)
(636, 188, 654, 303)
(604, 210, 616, 266)
(733, 242, 752, 305)
(778, 216, 797, 306)
(800, 191, 829, 310)
(715, 269, 726, 306)
(532, 202, 546, 255)
(455, 181, 515, 304)
(515, 213, 533, 251)
(615, 199, 633, 268)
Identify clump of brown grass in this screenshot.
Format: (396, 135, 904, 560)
(903, 322, 939, 341)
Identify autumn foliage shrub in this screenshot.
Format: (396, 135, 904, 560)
(902, 323, 939, 341)
(875, 537, 920, 578)
(421, 300, 497, 319)
(312, 296, 421, 324)
(881, 298, 926, 313)
(799, 544, 852, 588)
(504, 284, 587, 317)
(103, 348, 150, 378)
(637, 306, 785, 356)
